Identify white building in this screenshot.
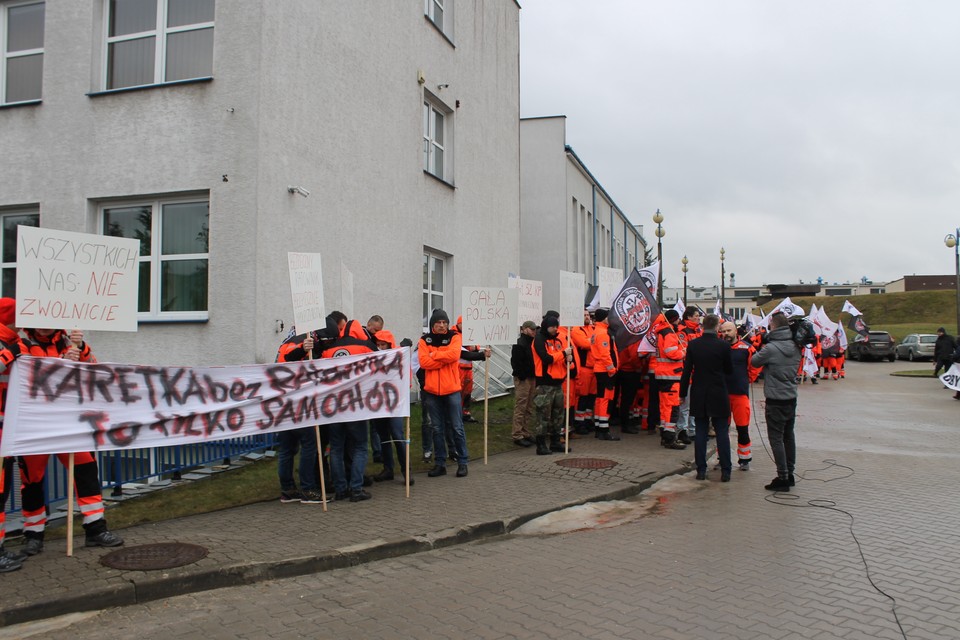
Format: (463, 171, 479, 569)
(519, 116, 647, 311)
(0, 0, 521, 365)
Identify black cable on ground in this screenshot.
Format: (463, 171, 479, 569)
(748, 382, 908, 640)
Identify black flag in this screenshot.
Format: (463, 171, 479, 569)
(607, 268, 662, 351)
(847, 315, 870, 338)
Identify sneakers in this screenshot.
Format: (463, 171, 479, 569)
(764, 477, 791, 492)
(427, 465, 447, 477)
(24, 537, 44, 556)
(739, 461, 751, 472)
(456, 464, 468, 478)
(677, 430, 693, 445)
(280, 489, 302, 503)
(423, 451, 434, 464)
(1, 545, 26, 563)
(300, 489, 326, 504)
(349, 489, 372, 502)
(0, 554, 22, 573)
(462, 413, 479, 423)
(85, 530, 124, 548)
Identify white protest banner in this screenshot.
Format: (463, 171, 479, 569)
(559, 271, 585, 328)
(16, 226, 140, 332)
(461, 286, 519, 345)
(288, 252, 325, 333)
(0, 350, 410, 457)
(940, 364, 960, 391)
(340, 261, 354, 320)
(597, 266, 625, 308)
(507, 276, 543, 326)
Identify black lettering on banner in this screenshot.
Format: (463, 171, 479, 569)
(265, 365, 297, 393)
(226, 408, 244, 431)
(256, 398, 281, 429)
(135, 367, 161, 408)
(229, 380, 246, 402)
(148, 414, 170, 437)
(320, 392, 338, 418)
(108, 422, 141, 447)
(181, 371, 208, 405)
(366, 382, 384, 412)
(115, 367, 141, 404)
(245, 382, 262, 402)
(201, 411, 225, 436)
(205, 375, 229, 402)
(79, 410, 109, 447)
(85, 364, 117, 404)
(382, 382, 399, 411)
(158, 368, 187, 406)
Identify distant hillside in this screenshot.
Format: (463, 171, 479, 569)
(759, 290, 958, 339)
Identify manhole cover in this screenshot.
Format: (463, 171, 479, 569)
(100, 542, 208, 571)
(554, 457, 619, 470)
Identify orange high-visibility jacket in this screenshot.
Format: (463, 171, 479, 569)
(21, 329, 94, 361)
(590, 321, 618, 374)
(571, 324, 595, 369)
(418, 330, 463, 395)
(651, 314, 686, 380)
(532, 331, 569, 384)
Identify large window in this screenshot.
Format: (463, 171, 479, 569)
(105, 0, 214, 90)
(423, 100, 446, 180)
(102, 197, 209, 320)
(0, 209, 39, 297)
(424, 0, 453, 41)
(422, 250, 447, 329)
(2, 1, 44, 104)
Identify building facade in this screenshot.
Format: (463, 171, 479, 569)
(0, 0, 521, 364)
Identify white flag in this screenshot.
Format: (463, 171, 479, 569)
(815, 306, 838, 336)
(837, 326, 848, 350)
(673, 298, 686, 316)
(712, 299, 721, 316)
(638, 261, 660, 299)
(756, 297, 800, 330)
(842, 300, 862, 317)
(802, 347, 819, 377)
(940, 364, 960, 391)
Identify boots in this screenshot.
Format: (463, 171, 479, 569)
(596, 428, 620, 441)
(549, 434, 568, 452)
(660, 430, 687, 450)
(677, 429, 693, 445)
(535, 436, 552, 455)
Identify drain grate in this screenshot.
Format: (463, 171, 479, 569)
(100, 542, 208, 571)
(554, 457, 619, 470)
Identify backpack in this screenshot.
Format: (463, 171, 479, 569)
(789, 316, 817, 348)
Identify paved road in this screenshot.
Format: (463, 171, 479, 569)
(6, 360, 958, 640)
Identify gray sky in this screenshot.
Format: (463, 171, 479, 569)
(519, 1, 960, 291)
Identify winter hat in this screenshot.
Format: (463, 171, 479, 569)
(594, 308, 609, 322)
(541, 315, 560, 330)
(521, 320, 538, 331)
(664, 309, 680, 324)
(0, 298, 14, 326)
(429, 309, 450, 328)
(938, 327, 946, 334)
(544, 309, 560, 320)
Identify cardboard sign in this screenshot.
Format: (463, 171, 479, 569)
(287, 252, 325, 333)
(559, 270, 585, 328)
(507, 276, 543, 326)
(460, 286, 519, 345)
(16, 226, 140, 332)
(597, 266, 625, 308)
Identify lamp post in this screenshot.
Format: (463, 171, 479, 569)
(681, 255, 689, 307)
(653, 209, 665, 307)
(945, 229, 960, 335)
(719, 247, 726, 316)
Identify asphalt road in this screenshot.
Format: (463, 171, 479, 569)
(5, 359, 958, 640)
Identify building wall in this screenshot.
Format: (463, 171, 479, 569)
(0, 0, 521, 364)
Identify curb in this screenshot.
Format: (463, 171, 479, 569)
(0, 462, 691, 628)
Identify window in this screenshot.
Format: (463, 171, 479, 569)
(423, 98, 450, 181)
(425, 0, 444, 30)
(101, 196, 209, 320)
(2, 1, 44, 104)
(424, 0, 453, 41)
(104, 0, 214, 90)
(0, 208, 39, 296)
(422, 250, 447, 329)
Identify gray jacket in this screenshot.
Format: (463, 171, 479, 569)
(752, 326, 801, 401)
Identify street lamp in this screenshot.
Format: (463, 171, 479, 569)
(945, 230, 960, 335)
(719, 247, 726, 316)
(653, 209, 665, 307)
(681, 255, 689, 307)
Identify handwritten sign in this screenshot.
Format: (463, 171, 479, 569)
(507, 276, 543, 326)
(460, 286, 519, 345)
(288, 252, 325, 333)
(597, 266, 625, 308)
(558, 270, 585, 328)
(340, 261, 354, 320)
(0, 350, 411, 456)
(16, 226, 140, 332)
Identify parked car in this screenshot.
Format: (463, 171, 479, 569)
(895, 334, 937, 362)
(848, 331, 896, 362)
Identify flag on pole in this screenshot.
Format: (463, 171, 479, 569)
(837, 326, 848, 350)
(802, 347, 819, 377)
(842, 300, 863, 317)
(638, 261, 660, 300)
(673, 298, 686, 316)
(847, 314, 870, 337)
(755, 297, 803, 331)
(939, 364, 960, 391)
(607, 267, 661, 351)
(712, 299, 721, 317)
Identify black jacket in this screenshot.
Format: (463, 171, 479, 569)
(936, 333, 956, 360)
(679, 332, 732, 418)
(511, 333, 535, 380)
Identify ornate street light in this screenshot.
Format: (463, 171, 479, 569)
(681, 255, 689, 307)
(945, 230, 960, 335)
(653, 209, 665, 307)
(719, 247, 726, 316)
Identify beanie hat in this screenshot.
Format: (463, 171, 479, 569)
(0, 298, 14, 326)
(544, 309, 560, 320)
(664, 309, 680, 323)
(541, 315, 560, 330)
(429, 309, 450, 328)
(594, 308, 609, 322)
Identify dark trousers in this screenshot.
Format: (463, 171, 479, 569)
(935, 358, 954, 377)
(765, 398, 797, 479)
(694, 415, 731, 474)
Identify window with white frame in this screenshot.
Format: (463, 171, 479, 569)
(424, 0, 453, 41)
(425, 0, 444, 30)
(101, 196, 209, 319)
(422, 250, 447, 329)
(423, 97, 451, 181)
(0, 208, 39, 297)
(104, 0, 214, 91)
(1, 1, 44, 104)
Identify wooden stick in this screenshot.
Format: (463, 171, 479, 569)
(66, 453, 75, 557)
(404, 416, 411, 498)
(565, 328, 571, 455)
(483, 356, 489, 465)
(308, 346, 327, 511)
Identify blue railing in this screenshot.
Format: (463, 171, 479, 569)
(4, 434, 277, 514)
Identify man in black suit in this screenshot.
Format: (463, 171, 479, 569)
(679, 314, 733, 481)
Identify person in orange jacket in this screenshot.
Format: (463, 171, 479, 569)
(531, 314, 575, 455)
(590, 309, 621, 441)
(652, 309, 687, 449)
(17, 327, 125, 555)
(0, 299, 28, 572)
(721, 321, 761, 470)
(570, 308, 596, 434)
(674, 307, 703, 445)
(616, 340, 647, 434)
(419, 309, 469, 478)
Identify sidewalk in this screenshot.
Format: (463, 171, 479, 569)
(0, 430, 696, 626)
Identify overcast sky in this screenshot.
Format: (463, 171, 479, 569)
(519, 1, 960, 291)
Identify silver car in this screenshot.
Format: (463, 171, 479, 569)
(895, 334, 937, 362)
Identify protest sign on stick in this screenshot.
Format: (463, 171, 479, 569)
(462, 286, 519, 464)
(597, 266, 625, 308)
(559, 271, 585, 453)
(287, 252, 325, 334)
(507, 276, 543, 326)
